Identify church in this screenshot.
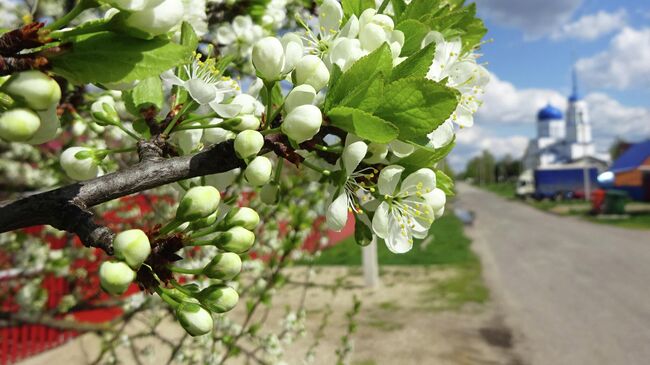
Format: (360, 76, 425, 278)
(522, 71, 609, 170)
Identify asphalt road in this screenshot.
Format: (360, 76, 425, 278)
(457, 183, 650, 365)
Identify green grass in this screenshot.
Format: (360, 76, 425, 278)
(309, 214, 476, 266)
(482, 183, 516, 199)
(419, 261, 489, 311)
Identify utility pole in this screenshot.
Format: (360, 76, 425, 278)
(362, 237, 380, 288)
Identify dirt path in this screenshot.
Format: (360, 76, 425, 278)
(19, 266, 522, 365)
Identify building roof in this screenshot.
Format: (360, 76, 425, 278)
(610, 140, 650, 173)
(537, 104, 563, 120)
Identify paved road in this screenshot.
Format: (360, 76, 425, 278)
(457, 183, 650, 365)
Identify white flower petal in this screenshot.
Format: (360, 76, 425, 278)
(427, 120, 455, 148)
(400, 168, 436, 195)
(385, 218, 412, 254)
(371, 201, 391, 239)
(210, 102, 242, 118)
(342, 140, 367, 175)
(377, 165, 404, 196)
(326, 193, 349, 232)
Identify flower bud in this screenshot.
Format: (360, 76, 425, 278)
(106, 0, 151, 11)
(175, 302, 214, 336)
(423, 188, 446, 212)
(176, 186, 221, 221)
(284, 84, 316, 113)
(124, 0, 184, 37)
(252, 37, 285, 82)
(218, 226, 255, 253)
(26, 106, 60, 145)
(281, 104, 322, 143)
(91, 96, 119, 126)
(190, 211, 218, 230)
(99, 261, 135, 295)
(196, 285, 239, 313)
(0, 108, 41, 142)
(224, 207, 260, 230)
(244, 156, 272, 186)
(2, 71, 61, 111)
(203, 127, 235, 144)
(234, 130, 264, 159)
(203, 252, 242, 280)
(231, 94, 262, 116)
(293, 55, 330, 91)
(113, 229, 151, 269)
(231, 114, 260, 131)
(260, 183, 280, 204)
(60, 147, 100, 181)
(281, 33, 304, 73)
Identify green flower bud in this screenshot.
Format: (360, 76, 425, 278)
(217, 226, 255, 253)
(281, 104, 322, 143)
(224, 207, 260, 230)
(244, 156, 272, 186)
(175, 302, 214, 336)
(252, 37, 285, 82)
(203, 252, 242, 280)
(190, 211, 219, 230)
(176, 186, 221, 222)
(232, 115, 260, 132)
(260, 183, 280, 204)
(0, 108, 41, 142)
(234, 130, 264, 159)
(293, 55, 330, 91)
(99, 261, 135, 295)
(113, 229, 151, 269)
(91, 96, 120, 126)
(26, 106, 60, 145)
(2, 70, 61, 111)
(60, 147, 100, 181)
(196, 285, 239, 313)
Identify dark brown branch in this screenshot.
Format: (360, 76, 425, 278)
(0, 140, 245, 252)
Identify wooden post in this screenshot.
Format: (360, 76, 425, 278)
(362, 237, 380, 288)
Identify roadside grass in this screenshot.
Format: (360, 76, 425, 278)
(309, 214, 476, 266)
(584, 214, 650, 230)
(304, 214, 489, 311)
(482, 183, 516, 199)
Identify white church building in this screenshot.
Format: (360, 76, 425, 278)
(522, 71, 609, 170)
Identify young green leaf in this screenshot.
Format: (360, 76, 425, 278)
(435, 169, 455, 196)
(375, 77, 458, 146)
(327, 106, 399, 143)
(341, 0, 376, 19)
(324, 44, 392, 111)
(128, 76, 164, 112)
(50, 31, 193, 84)
(395, 19, 430, 57)
(338, 75, 384, 113)
(390, 40, 436, 81)
(397, 139, 455, 169)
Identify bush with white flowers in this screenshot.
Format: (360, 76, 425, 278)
(0, 0, 489, 362)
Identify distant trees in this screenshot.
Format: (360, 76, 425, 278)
(462, 151, 522, 185)
(609, 138, 631, 160)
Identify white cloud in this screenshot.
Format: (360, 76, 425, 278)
(551, 9, 627, 41)
(479, 0, 582, 38)
(477, 73, 566, 124)
(449, 126, 529, 170)
(576, 27, 650, 90)
(585, 93, 650, 144)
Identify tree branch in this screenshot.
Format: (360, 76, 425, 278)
(0, 140, 245, 252)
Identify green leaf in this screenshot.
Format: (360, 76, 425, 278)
(324, 44, 392, 111)
(375, 77, 457, 146)
(50, 31, 193, 84)
(390, 0, 407, 18)
(341, 0, 375, 19)
(396, 19, 430, 57)
(127, 76, 164, 112)
(327, 106, 399, 143)
(180, 21, 199, 50)
(400, 0, 440, 22)
(391, 41, 435, 81)
(339, 75, 384, 113)
(435, 169, 455, 196)
(398, 139, 455, 169)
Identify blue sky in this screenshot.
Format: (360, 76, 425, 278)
(449, 0, 650, 170)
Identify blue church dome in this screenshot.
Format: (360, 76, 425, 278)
(537, 104, 563, 120)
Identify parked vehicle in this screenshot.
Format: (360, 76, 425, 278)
(517, 166, 599, 200)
